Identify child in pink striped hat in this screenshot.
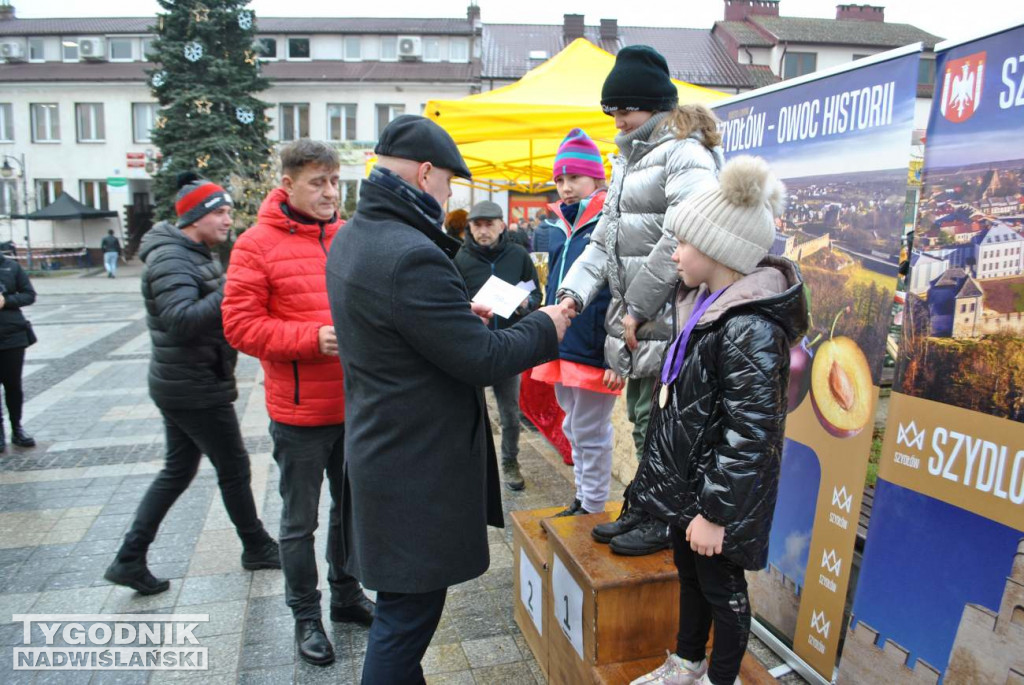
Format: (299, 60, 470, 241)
(533, 128, 621, 517)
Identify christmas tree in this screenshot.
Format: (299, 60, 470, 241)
(148, 0, 274, 231)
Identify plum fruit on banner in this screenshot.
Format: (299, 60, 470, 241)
(836, 20, 1024, 685)
(710, 45, 922, 679)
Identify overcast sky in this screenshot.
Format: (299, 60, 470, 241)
(17, 1, 1024, 47)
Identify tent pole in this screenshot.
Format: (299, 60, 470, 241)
(529, 140, 534, 197)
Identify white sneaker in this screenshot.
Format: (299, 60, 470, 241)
(694, 674, 742, 685)
(630, 652, 708, 685)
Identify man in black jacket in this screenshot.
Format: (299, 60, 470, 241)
(454, 200, 541, 490)
(104, 175, 280, 596)
(327, 115, 573, 684)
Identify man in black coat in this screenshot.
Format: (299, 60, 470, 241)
(454, 200, 541, 491)
(105, 175, 280, 596)
(326, 115, 573, 684)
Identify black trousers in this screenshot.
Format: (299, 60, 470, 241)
(361, 587, 447, 685)
(671, 525, 750, 685)
(0, 346, 26, 428)
(269, 420, 363, 620)
(119, 405, 267, 559)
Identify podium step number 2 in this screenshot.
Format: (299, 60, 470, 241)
(518, 547, 544, 635)
(552, 553, 584, 659)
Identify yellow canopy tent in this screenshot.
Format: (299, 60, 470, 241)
(419, 38, 728, 192)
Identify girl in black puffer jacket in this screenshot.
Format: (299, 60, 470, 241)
(630, 157, 808, 685)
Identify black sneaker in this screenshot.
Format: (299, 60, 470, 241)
(609, 517, 672, 556)
(330, 594, 375, 627)
(502, 460, 525, 491)
(10, 426, 35, 448)
(104, 559, 170, 595)
(295, 619, 334, 666)
(591, 506, 644, 543)
(241, 539, 281, 570)
(554, 499, 583, 517)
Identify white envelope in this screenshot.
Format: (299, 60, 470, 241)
(472, 275, 530, 319)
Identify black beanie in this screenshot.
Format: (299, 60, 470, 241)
(601, 45, 678, 115)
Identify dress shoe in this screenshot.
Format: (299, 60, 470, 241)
(10, 426, 34, 448)
(610, 517, 672, 556)
(241, 538, 281, 570)
(330, 594, 375, 627)
(295, 618, 334, 666)
(104, 558, 170, 595)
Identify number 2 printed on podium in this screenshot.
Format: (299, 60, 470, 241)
(518, 547, 544, 635)
(552, 552, 584, 658)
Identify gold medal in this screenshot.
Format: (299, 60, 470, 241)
(658, 384, 669, 409)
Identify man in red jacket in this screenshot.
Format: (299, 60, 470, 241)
(223, 140, 373, 667)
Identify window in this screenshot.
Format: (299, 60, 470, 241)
(35, 179, 63, 210)
(960, 304, 967, 313)
(0, 181, 17, 216)
(375, 104, 404, 137)
(380, 36, 397, 61)
(783, 52, 816, 79)
(76, 103, 105, 142)
(133, 103, 158, 143)
(918, 59, 936, 87)
(423, 37, 441, 62)
(287, 37, 310, 60)
(142, 37, 157, 60)
(449, 37, 469, 62)
(80, 180, 109, 211)
(344, 36, 361, 60)
(28, 38, 45, 62)
(327, 104, 357, 141)
(62, 39, 79, 62)
(0, 103, 12, 142)
(279, 103, 309, 141)
(31, 103, 60, 142)
(256, 37, 277, 59)
(852, 53, 870, 61)
(109, 38, 133, 61)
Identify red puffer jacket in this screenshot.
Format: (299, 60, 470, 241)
(223, 187, 344, 426)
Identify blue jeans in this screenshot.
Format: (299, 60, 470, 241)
(361, 588, 447, 684)
(103, 251, 118, 276)
(270, 420, 363, 620)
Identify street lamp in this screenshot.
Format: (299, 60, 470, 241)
(1, 154, 32, 270)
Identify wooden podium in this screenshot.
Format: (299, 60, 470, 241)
(512, 506, 775, 684)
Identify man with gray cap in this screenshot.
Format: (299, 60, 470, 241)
(326, 115, 573, 682)
(454, 200, 541, 491)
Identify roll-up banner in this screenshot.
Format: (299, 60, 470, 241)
(711, 44, 922, 680)
(837, 21, 1024, 685)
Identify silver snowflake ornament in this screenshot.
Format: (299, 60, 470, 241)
(151, 71, 166, 88)
(236, 107, 255, 125)
(238, 11, 253, 30)
(184, 41, 204, 62)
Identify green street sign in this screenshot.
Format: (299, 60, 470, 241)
(107, 177, 128, 188)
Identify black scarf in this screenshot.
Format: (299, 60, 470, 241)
(366, 166, 445, 229)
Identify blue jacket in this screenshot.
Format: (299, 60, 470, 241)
(533, 220, 558, 253)
(546, 190, 611, 369)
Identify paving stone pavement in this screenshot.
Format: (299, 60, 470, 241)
(0, 269, 803, 684)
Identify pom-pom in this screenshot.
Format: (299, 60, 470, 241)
(176, 171, 202, 190)
(719, 155, 787, 217)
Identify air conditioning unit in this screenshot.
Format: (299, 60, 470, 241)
(78, 37, 107, 61)
(0, 41, 26, 62)
(398, 36, 422, 60)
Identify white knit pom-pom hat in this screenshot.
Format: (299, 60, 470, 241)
(668, 155, 786, 275)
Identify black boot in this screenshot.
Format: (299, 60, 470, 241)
(295, 619, 335, 666)
(609, 516, 672, 556)
(330, 594, 375, 626)
(502, 459, 525, 491)
(241, 537, 281, 571)
(10, 425, 35, 448)
(592, 484, 642, 543)
(104, 557, 170, 595)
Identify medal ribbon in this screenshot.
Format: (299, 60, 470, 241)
(659, 287, 729, 390)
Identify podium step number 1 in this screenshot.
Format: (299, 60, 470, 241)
(552, 553, 584, 659)
(518, 548, 544, 635)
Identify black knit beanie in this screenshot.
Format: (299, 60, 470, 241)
(601, 45, 678, 114)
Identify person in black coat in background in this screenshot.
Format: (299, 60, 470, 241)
(326, 115, 574, 685)
(0, 253, 37, 451)
(104, 174, 280, 597)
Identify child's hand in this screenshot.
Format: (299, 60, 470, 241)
(622, 314, 640, 350)
(686, 515, 724, 556)
(603, 369, 625, 391)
